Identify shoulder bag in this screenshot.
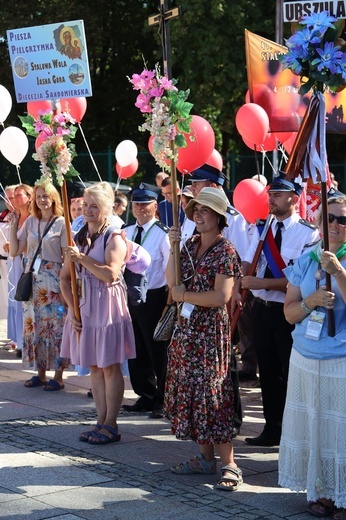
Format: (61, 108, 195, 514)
(15, 217, 58, 302)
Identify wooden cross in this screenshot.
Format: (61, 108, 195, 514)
(148, 0, 182, 314)
(148, 0, 181, 79)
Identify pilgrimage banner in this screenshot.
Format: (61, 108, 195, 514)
(245, 29, 346, 133)
(7, 20, 92, 103)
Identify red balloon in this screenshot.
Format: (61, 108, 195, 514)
(242, 133, 277, 152)
(235, 103, 270, 145)
(272, 130, 294, 143)
(148, 135, 170, 166)
(245, 84, 276, 118)
(283, 132, 298, 154)
(35, 133, 48, 152)
(233, 178, 269, 224)
(59, 97, 87, 122)
(116, 158, 138, 179)
(205, 149, 223, 170)
(27, 100, 53, 119)
(261, 132, 277, 151)
(176, 115, 215, 174)
(269, 107, 300, 133)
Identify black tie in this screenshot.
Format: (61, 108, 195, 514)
(134, 226, 143, 245)
(264, 221, 283, 278)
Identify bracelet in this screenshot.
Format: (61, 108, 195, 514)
(301, 299, 312, 314)
(182, 291, 186, 302)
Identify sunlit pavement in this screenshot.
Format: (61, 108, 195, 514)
(0, 318, 311, 520)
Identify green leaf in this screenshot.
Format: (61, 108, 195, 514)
(175, 133, 187, 148)
(177, 119, 192, 134)
(299, 80, 314, 95)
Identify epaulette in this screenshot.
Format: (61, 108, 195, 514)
(299, 218, 317, 229)
(256, 219, 267, 226)
(121, 221, 136, 229)
(226, 206, 239, 217)
(155, 220, 169, 233)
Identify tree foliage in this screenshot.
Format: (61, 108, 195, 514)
(0, 0, 343, 179)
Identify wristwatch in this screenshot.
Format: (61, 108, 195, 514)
(301, 299, 312, 314)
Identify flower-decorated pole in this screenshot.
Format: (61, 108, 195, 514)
(148, 0, 182, 286)
(279, 10, 346, 336)
(20, 102, 81, 324)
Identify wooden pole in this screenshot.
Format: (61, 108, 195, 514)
(51, 99, 81, 323)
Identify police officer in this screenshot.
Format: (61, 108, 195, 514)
(232, 172, 320, 446)
(122, 183, 170, 418)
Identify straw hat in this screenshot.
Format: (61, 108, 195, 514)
(184, 187, 229, 226)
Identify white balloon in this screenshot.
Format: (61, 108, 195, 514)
(0, 126, 29, 165)
(0, 85, 12, 123)
(115, 140, 138, 167)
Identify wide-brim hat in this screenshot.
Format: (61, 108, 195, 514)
(184, 187, 229, 226)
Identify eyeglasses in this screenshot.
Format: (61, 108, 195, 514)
(328, 213, 346, 226)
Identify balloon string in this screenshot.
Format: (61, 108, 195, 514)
(78, 122, 102, 182)
(115, 175, 121, 191)
(77, 176, 86, 188)
(16, 165, 22, 184)
(0, 183, 15, 210)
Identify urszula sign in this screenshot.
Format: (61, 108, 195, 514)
(283, 1, 346, 22)
(7, 20, 92, 103)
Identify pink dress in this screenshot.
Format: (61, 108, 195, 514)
(60, 229, 136, 368)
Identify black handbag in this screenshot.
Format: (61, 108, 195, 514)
(14, 217, 58, 302)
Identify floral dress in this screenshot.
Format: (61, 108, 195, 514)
(164, 235, 242, 444)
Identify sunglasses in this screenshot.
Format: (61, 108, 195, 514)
(328, 213, 346, 226)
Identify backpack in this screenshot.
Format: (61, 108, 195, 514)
(103, 226, 149, 306)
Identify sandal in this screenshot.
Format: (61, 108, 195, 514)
(24, 376, 46, 388)
(215, 465, 243, 492)
(88, 424, 121, 445)
(43, 379, 65, 391)
(307, 500, 335, 517)
(333, 509, 346, 520)
(171, 453, 217, 475)
(79, 423, 102, 442)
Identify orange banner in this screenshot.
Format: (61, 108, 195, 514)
(245, 29, 346, 134)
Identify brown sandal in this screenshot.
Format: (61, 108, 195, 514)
(307, 500, 335, 517)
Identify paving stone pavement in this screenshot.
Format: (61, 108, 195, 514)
(0, 318, 312, 520)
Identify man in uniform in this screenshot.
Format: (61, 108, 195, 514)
(232, 173, 320, 446)
(122, 183, 170, 418)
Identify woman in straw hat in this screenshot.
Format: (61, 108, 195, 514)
(165, 187, 243, 491)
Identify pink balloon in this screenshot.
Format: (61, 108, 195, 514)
(116, 158, 138, 179)
(27, 100, 53, 119)
(35, 133, 48, 152)
(205, 149, 223, 170)
(59, 97, 87, 122)
(235, 103, 270, 145)
(233, 178, 269, 224)
(245, 84, 276, 118)
(176, 115, 215, 174)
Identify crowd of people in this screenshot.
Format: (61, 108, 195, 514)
(1, 166, 346, 515)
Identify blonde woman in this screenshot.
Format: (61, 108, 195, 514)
(60, 182, 136, 444)
(9, 182, 69, 390)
